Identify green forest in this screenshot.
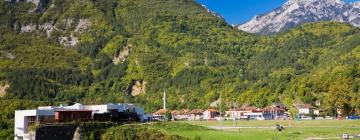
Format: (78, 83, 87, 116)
(0, 0, 360, 139)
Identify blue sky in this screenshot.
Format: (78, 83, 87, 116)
(196, 0, 359, 25)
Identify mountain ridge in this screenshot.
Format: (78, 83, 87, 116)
(237, 0, 360, 34)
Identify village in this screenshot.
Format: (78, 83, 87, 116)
(15, 91, 359, 140)
(15, 92, 359, 140)
(14, 101, 327, 140)
(152, 92, 344, 121)
(14, 99, 358, 140)
(153, 103, 328, 121)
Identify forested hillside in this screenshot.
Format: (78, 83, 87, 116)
(0, 0, 360, 139)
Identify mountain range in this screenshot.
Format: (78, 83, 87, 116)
(0, 0, 360, 138)
(237, 0, 360, 34)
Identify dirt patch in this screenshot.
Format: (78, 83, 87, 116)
(130, 80, 146, 96)
(75, 19, 91, 34)
(113, 46, 131, 65)
(59, 35, 78, 47)
(0, 84, 9, 97)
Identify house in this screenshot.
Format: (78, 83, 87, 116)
(171, 109, 190, 120)
(296, 104, 316, 116)
(203, 109, 219, 120)
(225, 106, 260, 120)
(188, 109, 203, 121)
(225, 109, 242, 120)
(14, 103, 149, 140)
(171, 110, 180, 120)
(14, 109, 54, 140)
(262, 104, 286, 120)
(153, 109, 168, 121)
(179, 109, 190, 120)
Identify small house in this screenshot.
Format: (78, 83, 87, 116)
(171, 109, 190, 120)
(171, 110, 180, 120)
(225, 106, 260, 120)
(296, 104, 316, 116)
(262, 103, 286, 120)
(203, 109, 219, 120)
(153, 109, 167, 121)
(188, 109, 203, 121)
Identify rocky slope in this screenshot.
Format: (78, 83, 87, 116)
(237, 0, 360, 34)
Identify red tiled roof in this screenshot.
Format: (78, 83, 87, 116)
(189, 109, 204, 114)
(206, 109, 218, 112)
(171, 110, 180, 115)
(55, 109, 91, 112)
(227, 106, 260, 112)
(297, 104, 316, 109)
(180, 109, 190, 114)
(262, 106, 284, 112)
(153, 109, 168, 115)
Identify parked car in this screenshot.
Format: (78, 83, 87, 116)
(347, 115, 359, 120)
(325, 116, 334, 120)
(225, 117, 235, 121)
(256, 117, 266, 120)
(301, 116, 312, 120)
(315, 116, 324, 120)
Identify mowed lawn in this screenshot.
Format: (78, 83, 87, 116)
(163, 120, 360, 140)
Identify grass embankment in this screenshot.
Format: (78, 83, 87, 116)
(101, 123, 191, 140)
(32, 120, 360, 140)
(159, 120, 360, 140)
(44, 120, 359, 140)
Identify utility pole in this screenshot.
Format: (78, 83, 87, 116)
(163, 90, 166, 110)
(233, 98, 236, 126)
(219, 91, 222, 129)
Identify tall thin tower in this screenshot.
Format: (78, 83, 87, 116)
(163, 90, 166, 110)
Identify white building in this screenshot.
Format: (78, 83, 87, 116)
(14, 108, 54, 140)
(296, 104, 316, 115)
(203, 109, 219, 120)
(244, 112, 265, 120)
(14, 103, 149, 140)
(187, 109, 203, 121)
(225, 107, 260, 120)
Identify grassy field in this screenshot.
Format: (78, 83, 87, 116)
(158, 120, 360, 140)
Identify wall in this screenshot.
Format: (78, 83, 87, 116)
(36, 125, 78, 140)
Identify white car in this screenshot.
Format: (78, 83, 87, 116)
(315, 117, 324, 120)
(301, 116, 312, 120)
(225, 117, 235, 121)
(325, 116, 334, 120)
(256, 117, 266, 120)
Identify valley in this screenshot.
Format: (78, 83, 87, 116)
(0, 0, 359, 139)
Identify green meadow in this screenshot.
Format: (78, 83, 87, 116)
(155, 120, 360, 140)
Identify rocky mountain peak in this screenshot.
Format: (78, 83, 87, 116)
(237, 0, 360, 35)
(286, 0, 344, 5)
(353, 1, 360, 8)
